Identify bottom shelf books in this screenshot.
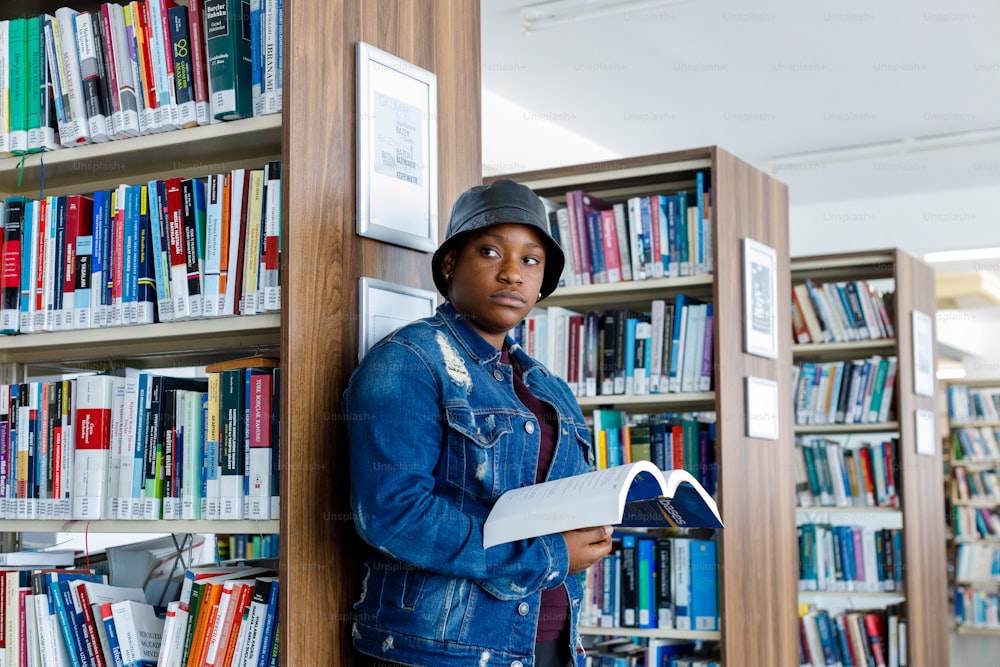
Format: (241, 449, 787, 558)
(580, 533, 719, 633)
(798, 605, 906, 667)
(798, 523, 904, 593)
(954, 584, 1000, 631)
(580, 636, 720, 667)
(0, 564, 278, 667)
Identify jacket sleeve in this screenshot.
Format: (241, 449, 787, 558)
(342, 339, 570, 600)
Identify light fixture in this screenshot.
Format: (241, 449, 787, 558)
(521, 0, 692, 32)
(925, 247, 1000, 263)
(769, 126, 1000, 171)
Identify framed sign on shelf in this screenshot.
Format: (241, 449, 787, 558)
(356, 41, 439, 252)
(742, 237, 779, 359)
(358, 277, 437, 361)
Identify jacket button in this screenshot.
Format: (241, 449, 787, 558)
(524, 421, 535, 434)
(517, 602, 529, 615)
(511, 662, 524, 667)
(493, 369, 504, 381)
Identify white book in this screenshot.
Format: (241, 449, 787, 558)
(241, 170, 266, 316)
(203, 373, 222, 520)
(180, 389, 205, 520)
(73, 375, 122, 520)
(17, 383, 40, 519)
(680, 303, 705, 393)
(626, 196, 645, 280)
(222, 169, 247, 315)
(74, 12, 111, 143)
(54, 8, 91, 146)
(262, 161, 282, 312)
(104, 374, 128, 519)
(115, 369, 143, 519)
(111, 600, 165, 666)
(147, 0, 180, 131)
(0, 20, 11, 156)
(108, 3, 141, 137)
(202, 174, 225, 318)
(25, 588, 42, 667)
(157, 601, 187, 667)
(262, 0, 281, 115)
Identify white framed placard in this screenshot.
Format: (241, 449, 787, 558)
(745, 376, 780, 440)
(358, 277, 437, 361)
(356, 41, 438, 252)
(911, 309, 934, 397)
(742, 237, 779, 359)
(915, 408, 936, 456)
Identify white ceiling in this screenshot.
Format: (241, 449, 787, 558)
(480, 0, 1000, 262)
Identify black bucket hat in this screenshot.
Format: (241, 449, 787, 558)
(431, 179, 565, 300)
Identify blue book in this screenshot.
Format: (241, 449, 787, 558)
(256, 578, 281, 667)
(676, 190, 689, 276)
(18, 198, 35, 333)
(636, 536, 655, 629)
(688, 539, 717, 631)
(100, 600, 125, 667)
(638, 196, 653, 278)
(585, 210, 606, 284)
(47, 571, 104, 667)
(664, 194, 679, 278)
(814, 610, 843, 666)
(695, 172, 704, 272)
(136, 186, 157, 324)
(90, 190, 109, 328)
(122, 184, 141, 324)
(624, 316, 637, 395)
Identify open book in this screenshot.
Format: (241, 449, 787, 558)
(483, 460, 723, 549)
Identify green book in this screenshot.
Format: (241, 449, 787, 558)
(205, 0, 253, 120)
(25, 17, 41, 151)
(866, 357, 890, 423)
(8, 18, 28, 153)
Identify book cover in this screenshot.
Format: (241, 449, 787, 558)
(74, 12, 111, 143)
(205, 0, 253, 120)
(72, 375, 121, 520)
(483, 461, 722, 549)
(185, 0, 212, 125)
(111, 600, 165, 667)
(0, 197, 26, 332)
(167, 4, 198, 127)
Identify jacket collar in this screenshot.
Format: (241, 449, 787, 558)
(436, 301, 504, 366)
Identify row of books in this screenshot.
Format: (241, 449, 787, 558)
(580, 637, 717, 667)
(0, 0, 281, 156)
(0, 360, 280, 522)
(0, 163, 281, 334)
(798, 606, 906, 667)
(954, 542, 1000, 581)
(952, 504, 1000, 540)
(0, 565, 279, 667)
(950, 426, 1000, 462)
(791, 279, 895, 345)
(798, 523, 904, 593)
(580, 535, 718, 633)
(954, 585, 1000, 631)
(795, 437, 900, 509)
(216, 534, 279, 562)
(792, 356, 898, 426)
(591, 410, 717, 498)
(953, 465, 1000, 502)
(547, 176, 713, 289)
(517, 295, 714, 398)
(947, 385, 1000, 423)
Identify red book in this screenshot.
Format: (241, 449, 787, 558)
(858, 446, 877, 506)
(110, 186, 127, 326)
(136, 2, 160, 115)
(164, 177, 190, 318)
(863, 613, 888, 667)
(671, 423, 684, 470)
(220, 581, 255, 667)
(599, 209, 622, 283)
(33, 198, 48, 331)
(99, 6, 121, 118)
(186, 0, 212, 125)
(564, 192, 590, 286)
(648, 195, 662, 278)
(74, 580, 108, 667)
(567, 314, 583, 394)
(63, 194, 94, 329)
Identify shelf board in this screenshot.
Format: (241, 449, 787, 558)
(951, 420, 1000, 428)
(0, 114, 283, 196)
(798, 590, 905, 600)
(951, 458, 1000, 469)
(0, 314, 280, 366)
(577, 626, 720, 641)
(955, 578, 1000, 586)
(790, 252, 897, 281)
(796, 506, 901, 515)
(0, 519, 279, 534)
(951, 536, 1000, 544)
(575, 391, 715, 413)
(955, 626, 1000, 636)
(792, 339, 897, 361)
(544, 275, 714, 309)
(953, 499, 1000, 508)
(795, 422, 899, 435)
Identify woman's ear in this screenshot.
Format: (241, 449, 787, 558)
(440, 249, 457, 283)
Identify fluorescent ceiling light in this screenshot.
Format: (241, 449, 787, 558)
(936, 367, 967, 380)
(522, 0, 692, 32)
(925, 247, 1000, 263)
(770, 126, 1000, 171)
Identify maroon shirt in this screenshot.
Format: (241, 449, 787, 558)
(504, 349, 568, 642)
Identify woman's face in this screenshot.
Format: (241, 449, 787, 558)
(442, 223, 547, 348)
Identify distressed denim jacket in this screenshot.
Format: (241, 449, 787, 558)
(342, 301, 594, 667)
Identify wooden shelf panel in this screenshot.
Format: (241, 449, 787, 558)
(950, 459, 1000, 469)
(796, 506, 902, 515)
(575, 391, 715, 413)
(795, 422, 899, 435)
(798, 590, 905, 599)
(792, 339, 897, 361)
(578, 626, 720, 641)
(953, 499, 1000, 507)
(0, 519, 279, 534)
(0, 115, 282, 197)
(544, 275, 714, 309)
(951, 420, 1000, 428)
(790, 252, 898, 282)
(0, 314, 280, 366)
(956, 625, 1000, 636)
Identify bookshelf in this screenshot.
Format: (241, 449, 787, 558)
(0, 1, 483, 664)
(791, 249, 949, 664)
(491, 147, 798, 666)
(944, 379, 1000, 635)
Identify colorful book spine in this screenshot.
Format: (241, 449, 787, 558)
(205, 0, 253, 120)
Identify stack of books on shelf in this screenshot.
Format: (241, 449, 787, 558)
(950, 427, 1000, 462)
(545, 174, 713, 289)
(516, 295, 714, 397)
(792, 356, 898, 426)
(0, 0, 282, 158)
(0, 357, 280, 522)
(948, 385, 1000, 423)
(798, 523, 904, 593)
(798, 604, 906, 667)
(216, 533, 280, 562)
(953, 542, 1000, 582)
(580, 636, 719, 667)
(0, 563, 278, 667)
(953, 466, 1000, 503)
(580, 532, 719, 635)
(0, 162, 282, 334)
(954, 584, 1000, 631)
(791, 279, 894, 345)
(795, 437, 900, 509)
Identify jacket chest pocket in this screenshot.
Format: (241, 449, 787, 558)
(444, 405, 513, 501)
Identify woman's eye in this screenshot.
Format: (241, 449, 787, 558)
(481, 247, 500, 258)
(523, 256, 541, 266)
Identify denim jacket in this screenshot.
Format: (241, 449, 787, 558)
(342, 301, 594, 667)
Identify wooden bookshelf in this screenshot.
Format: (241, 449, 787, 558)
(493, 147, 797, 667)
(791, 250, 948, 666)
(0, 2, 484, 665)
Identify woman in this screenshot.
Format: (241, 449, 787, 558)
(343, 179, 613, 667)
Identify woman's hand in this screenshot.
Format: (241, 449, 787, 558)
(561, 525, 614, 574)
